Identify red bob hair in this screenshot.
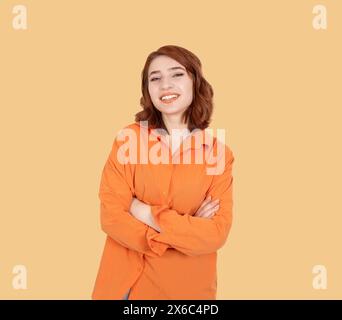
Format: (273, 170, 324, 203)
(135, 45, 214, 134)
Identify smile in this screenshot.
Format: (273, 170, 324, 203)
(160, 94, 180, 104)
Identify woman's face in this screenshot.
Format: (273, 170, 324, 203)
(148, 55, 193, 120)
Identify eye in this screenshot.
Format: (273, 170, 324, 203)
(150, 73, 184, 82)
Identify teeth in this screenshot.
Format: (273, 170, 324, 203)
(161, 94, 178, 101)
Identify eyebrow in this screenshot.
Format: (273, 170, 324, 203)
(149, 66, 186, 77)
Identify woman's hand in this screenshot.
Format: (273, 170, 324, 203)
(129, 197, 161, 232)
(193, 195, 220, 219)
(129, 197, 149, 219)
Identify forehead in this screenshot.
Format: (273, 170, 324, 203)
(148, 55, 184, 72)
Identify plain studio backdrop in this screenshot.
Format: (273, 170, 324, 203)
(0, 0, 341, 299)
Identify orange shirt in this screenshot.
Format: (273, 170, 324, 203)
(92, 121, 235, 300)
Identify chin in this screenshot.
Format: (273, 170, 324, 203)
(159, 107, 183, 113)
(160, 110, 180, 115)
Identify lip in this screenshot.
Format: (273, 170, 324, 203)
(160, 96, 179, 104)
(159, 92, 180, 100)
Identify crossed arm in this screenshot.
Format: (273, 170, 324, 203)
(99, 136, 235, 258)
(129, 195, 219, 233)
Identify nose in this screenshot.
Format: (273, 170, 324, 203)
(160, 77, 174, 90)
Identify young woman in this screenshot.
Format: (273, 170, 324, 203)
(92, 45, 235, 300)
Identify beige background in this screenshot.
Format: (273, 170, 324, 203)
(0, 0, 341, 299)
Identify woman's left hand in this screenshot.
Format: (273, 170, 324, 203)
(129, 197, 161, 232)
(129, 197, 147, 218)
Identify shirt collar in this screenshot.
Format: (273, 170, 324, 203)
(146, 125, 212, 151)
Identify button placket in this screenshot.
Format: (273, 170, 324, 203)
(160, 163, 173, 200)
(149, 129, 183, 203)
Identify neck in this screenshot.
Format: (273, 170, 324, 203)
(162, 114, 188, 135)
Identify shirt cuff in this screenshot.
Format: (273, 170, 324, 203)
(146, 227, 169, 256)
(145, 204, 174, 256)
(150, 204, 174, 234)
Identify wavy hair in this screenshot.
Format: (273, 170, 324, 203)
(135, 45, 214, 134)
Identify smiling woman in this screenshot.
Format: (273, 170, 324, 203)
(92, 45, 235, 300)
(136, 45, 214, 135)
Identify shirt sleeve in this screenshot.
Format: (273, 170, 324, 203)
(99, 134, 170, 258)
(146, 145, 235, 257)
